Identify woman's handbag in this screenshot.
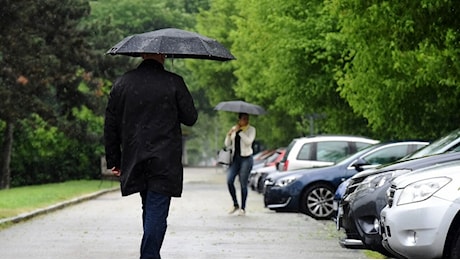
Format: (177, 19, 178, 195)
(217, 147, 232, 165)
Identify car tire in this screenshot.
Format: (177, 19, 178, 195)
(448, 226, 460, 258)
(250, 181, 256, 191)
(300, 183, 335, 220)
(249, 175, 256, 190)
(256, 173, 267, 193)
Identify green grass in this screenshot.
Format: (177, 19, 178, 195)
(365, 250, 386, 258)
(0, 180, 118, 219)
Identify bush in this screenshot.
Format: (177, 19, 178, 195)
(10, 113, 102, 187)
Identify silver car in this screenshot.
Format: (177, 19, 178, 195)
(380, 161, 460, 258)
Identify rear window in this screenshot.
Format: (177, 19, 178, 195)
(298, 143, 313, 160)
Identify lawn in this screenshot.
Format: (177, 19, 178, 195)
(0, 180, 118, 219)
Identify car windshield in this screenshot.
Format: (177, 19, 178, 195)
(332, 142, 376, 163)
(407, 129, 460, 159)
(265, 149, 284, 163)
(335, 143, 383, 165)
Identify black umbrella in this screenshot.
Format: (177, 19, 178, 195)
(214, 100, 267, 115)
(106, 28, 235, 61)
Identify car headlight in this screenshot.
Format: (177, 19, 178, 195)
(355, 169, 411, 194)
(397, 177, 451, 205)
(274, 174, 300, 187)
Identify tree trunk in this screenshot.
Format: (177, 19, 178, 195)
(0, 120, 14, 189)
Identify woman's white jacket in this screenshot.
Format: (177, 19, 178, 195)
(224, 125, 256, 157)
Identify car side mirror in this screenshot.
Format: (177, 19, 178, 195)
(352, 158, 369, 172)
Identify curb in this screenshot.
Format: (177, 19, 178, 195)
(0, 187, 120, 226)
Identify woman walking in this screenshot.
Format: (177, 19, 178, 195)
(224, 113, 256, 216)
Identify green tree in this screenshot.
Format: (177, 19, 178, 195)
(85, 0, 198, 84)
(328, 0, 460, 140)
(230, 0, 373, 146)
(184, 0, 245, 155)
(0, 0, 95, 189)
(189, 0, 237, 107)
(87, 0, 214, 164)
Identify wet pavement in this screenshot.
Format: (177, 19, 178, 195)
(0, 167, 367, 259)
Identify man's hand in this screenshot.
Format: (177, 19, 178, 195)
(111, 167, 121, 177)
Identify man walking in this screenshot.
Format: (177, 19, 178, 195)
(104, 53, 198, 258)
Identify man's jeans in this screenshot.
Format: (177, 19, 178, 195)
(140, 190, 171, 259)
(227, 155, 253, 210)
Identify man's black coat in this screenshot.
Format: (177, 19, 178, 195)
(104, 59, 198, 197)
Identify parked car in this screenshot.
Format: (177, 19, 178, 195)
(401, 128, 460, 159)
(262, 148, 286, 168)
(249, 165, 278, 193)
(380, 161, 460, 258)
(337, 128, 460, 205)
(276, 135, 379, 172)
(249, 148, 285, 192)
(339, 152, 460, 257)
(251, 149, 277, 171)
(263, 141, 425, 219)
(336, 128, 460, 255)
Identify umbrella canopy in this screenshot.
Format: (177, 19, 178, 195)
(106, 28, 235, 61)
(214, 100, 267, 115)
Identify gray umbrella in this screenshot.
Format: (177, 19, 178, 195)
(106, 28, 235, 61)
(214, 100, 267, 115)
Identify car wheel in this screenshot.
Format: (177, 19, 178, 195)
(256, 173, 267, 193)
(300, 183, 335, 220)
(249, 175, 256, 190)
(448, 226, 460, 258)
(250, 181, 256, 191)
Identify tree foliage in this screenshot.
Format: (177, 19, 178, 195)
(228, 0, 374, 145)
(0, 0, 99, 188)
(328, 0, 460, 140)
(0, 0, 92, 122)
(188, 0, 237, 111)
(2, 0, 222, 188)
(11, 113, 101, 186)
(2, 0, 460, 187)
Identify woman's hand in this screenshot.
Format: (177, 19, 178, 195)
(227, 125, 240, 136)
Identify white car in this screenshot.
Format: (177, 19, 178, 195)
(277, 135, 379, 171)
(380, 161, 460, 258)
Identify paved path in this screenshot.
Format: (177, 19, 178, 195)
(0, 167, 367, 259)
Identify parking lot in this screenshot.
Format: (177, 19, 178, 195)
(0, 167, 367, 259)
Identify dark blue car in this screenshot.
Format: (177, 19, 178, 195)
(263, 141, 427, 220)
